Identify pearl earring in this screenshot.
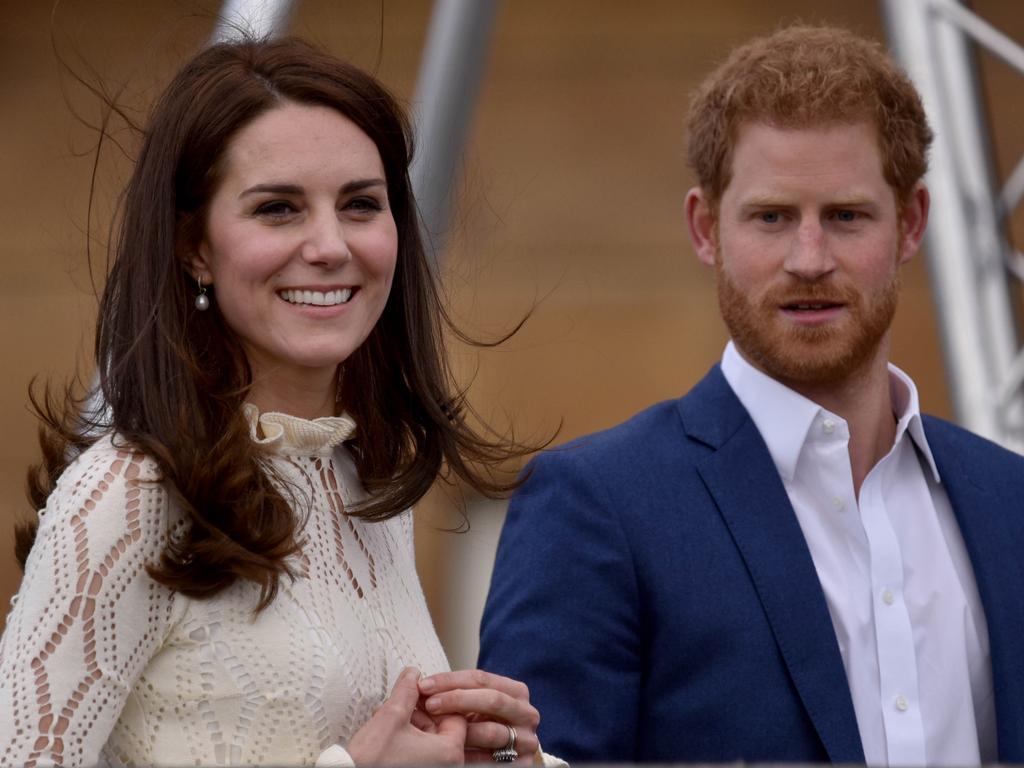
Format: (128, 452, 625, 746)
(195, 276, 210, 311)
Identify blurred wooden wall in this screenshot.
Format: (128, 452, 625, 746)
(2, 1, 1023, 654)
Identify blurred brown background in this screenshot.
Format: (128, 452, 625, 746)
(2, 1, 1023, 661)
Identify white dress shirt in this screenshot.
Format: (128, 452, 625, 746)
(721, 341, 995, 766)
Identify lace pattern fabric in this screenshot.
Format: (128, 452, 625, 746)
(0, 418, 449, 767)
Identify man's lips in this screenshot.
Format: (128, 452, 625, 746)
(780, 300, 845, 311)
(778, 300, 846, 324)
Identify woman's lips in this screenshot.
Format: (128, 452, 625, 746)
(278, 287, 355, 307)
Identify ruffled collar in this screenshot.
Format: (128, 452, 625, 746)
(242, 403, 356, 456)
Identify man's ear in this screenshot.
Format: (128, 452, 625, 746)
(898, 182, 930, 264)
(685, 187, 718, 267)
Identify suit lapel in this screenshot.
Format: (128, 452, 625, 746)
(925, 418, 1024, 761)
(680, 368, 865, 763)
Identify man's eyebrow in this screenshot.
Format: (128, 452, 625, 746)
(239, 178, 387, 197)
(738, 196, 792, 208)
(828, 198, 876, 208)
(738, 195, 878, 208)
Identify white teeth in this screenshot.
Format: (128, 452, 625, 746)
(279, 288, 354, 306)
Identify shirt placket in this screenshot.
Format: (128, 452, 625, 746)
(858, 452, 927, 765)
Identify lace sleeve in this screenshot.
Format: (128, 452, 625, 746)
(0, 439, 182, 767)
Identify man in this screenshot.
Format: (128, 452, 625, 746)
(479, 25, 1024, 765)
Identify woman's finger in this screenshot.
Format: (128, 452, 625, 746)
(410, 708, 437, 732)
(465, 720, 539, 755)
(424, 687, 540, 729)
(419, 668, 528, 699)
(378, 667, 422, 722)
(434, 711, 468, 744)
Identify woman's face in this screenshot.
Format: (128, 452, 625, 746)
(196, 101, 398, 415)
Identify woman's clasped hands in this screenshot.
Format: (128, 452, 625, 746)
(421, 668, 542, 764)
(347, 667, 541, 765)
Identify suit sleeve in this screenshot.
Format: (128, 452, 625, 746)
(478, 447, 642, 761)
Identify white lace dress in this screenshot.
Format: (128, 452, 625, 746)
(0, 406, 450, 766)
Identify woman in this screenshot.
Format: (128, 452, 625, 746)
(0, 36, 556, 766)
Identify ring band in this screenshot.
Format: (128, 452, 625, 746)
(492, 725, 518, 763)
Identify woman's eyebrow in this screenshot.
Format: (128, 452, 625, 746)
(240, 178, 386, 198)
(240, 182, 302, 198)
(342, 178, 387, 193)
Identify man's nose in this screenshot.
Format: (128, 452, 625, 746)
(784, 220, 834, 281)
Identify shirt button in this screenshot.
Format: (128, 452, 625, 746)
(822, 418, 836, 435)
(832, 496, 844, 511)
(895, 694, 909, 712)
(882, 588, 895, 605)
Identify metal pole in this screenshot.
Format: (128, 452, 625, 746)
(409, 0, 502, 267)
(404, 0, 505, 667)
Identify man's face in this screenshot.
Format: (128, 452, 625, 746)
(688, 120, 927, 388)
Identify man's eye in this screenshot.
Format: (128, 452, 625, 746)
(835, 210, 859, 222)
(759, 211, 781, 224)
(254, 200, 296, 217)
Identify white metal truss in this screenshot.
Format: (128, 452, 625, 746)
(883, 0, 1024, 452)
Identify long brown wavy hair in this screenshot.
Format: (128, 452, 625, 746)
(18, 36, 534, 610)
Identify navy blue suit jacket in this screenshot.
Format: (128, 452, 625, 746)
(478, 366, 1024, 762)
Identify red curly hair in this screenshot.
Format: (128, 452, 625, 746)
(687, 24, 933, 210)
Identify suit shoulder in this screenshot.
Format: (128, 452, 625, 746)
(537, 397, 687, 470)
(922, 414, 1024, 490)
(923, 414, 1024, 463)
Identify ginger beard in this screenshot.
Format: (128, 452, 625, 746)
(714, 247, 901, 388)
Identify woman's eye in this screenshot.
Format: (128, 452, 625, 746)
(344, 196, 384, 215)
(254, 200, 297, 217)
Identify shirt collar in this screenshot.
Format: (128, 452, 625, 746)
(888, 363, 941, 481)
(720, 341, 940, 483)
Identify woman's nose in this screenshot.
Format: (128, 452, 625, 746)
(301, 211, 351, 267)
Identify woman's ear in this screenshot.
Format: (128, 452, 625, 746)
(186, 240, 214, 286)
